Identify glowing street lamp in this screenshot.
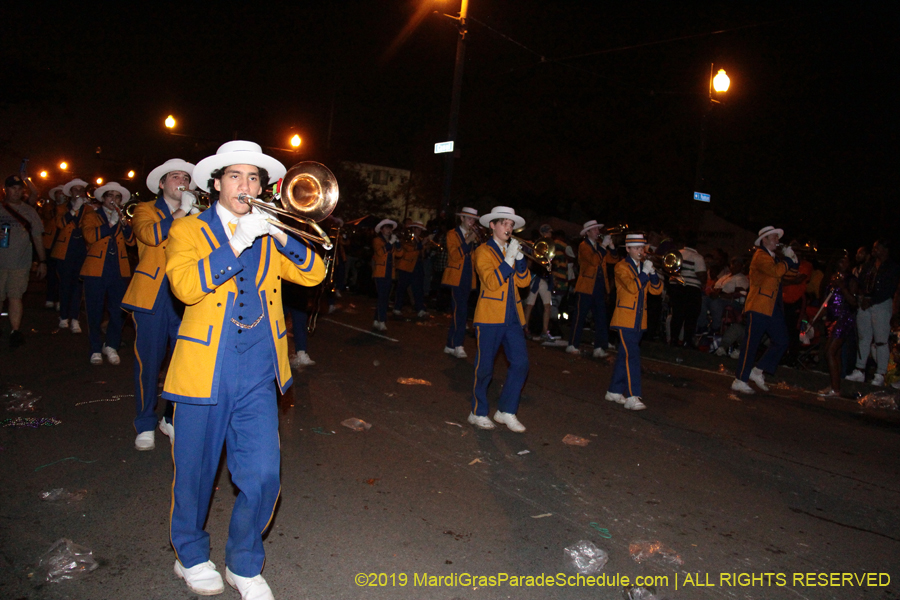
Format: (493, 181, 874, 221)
(694, 64, 732, 202)
(59, 162, 68, 170)
(96, 177, 104, 185)
(127, 170, 135, 179)
(39, 171, 48, 178)
(290, 134, 301, 149)
(712, 69, 730, 93)
(165, 115, 176, 129)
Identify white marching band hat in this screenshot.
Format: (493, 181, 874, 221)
(580, 220, 604, 236)
(754, 225, 784, 246)
(408, 221, 426, 230)
(94, 182, 131, 204)
(192, 141, 287, 193)
(457, 207, 479, 218)
(375, 219, 397, 233)
(625, 233, 648, 247)
(479, 206, 525, 230)
(62, 178, 89, 197)
(146, 158, 196, 193)
(48, 185, 64, 200)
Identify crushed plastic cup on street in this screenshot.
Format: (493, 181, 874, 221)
(629, 540, 683, 566)
(622, 586, 660, 600)
(397, 377, 431, 386)
(33, 538, 99, 583)
(341, 418, 372, 431)
(562, 434, 590, 447)
(564, 540, 608, 574)
(2, 386, 40, 412)
(40, 488, 87, 502)
(857, 390, 898, 410)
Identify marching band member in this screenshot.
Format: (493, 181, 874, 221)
(393, 221, 427, 318)
(605, 233, 663, 411)
(163, 141, 324, 599)
(372, 218, 398, 331)
(567, 220, 617, 357)
(442, 207, 479, 358)
(41, 185, 67, 309)
(522, 224, 555, 341)
(52, 178, 91, 333)
(79, 182, 135, 365)
(468, 206, 530, 433)
(121, 158, 195, 451)
(731, 226, 798, 394)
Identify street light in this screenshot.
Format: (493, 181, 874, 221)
(59, 162, 68, 170)
(439, 0, 470, 217)
(165, 115, 176, 129)
(694, 64, 730, 203)
(96, 177, 104, 185)
(39, 171, 48, 178)
(127, 170, 135, 179)
(290, 134, 301, 149)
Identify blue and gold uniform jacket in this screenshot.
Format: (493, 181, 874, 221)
(441, 226, 476, 289)
(372, 234, 396, 279)
(744, 248, 797, 317)
(574, 239, 618, 295)
(395, 238, 422, 273)
(161, 204, 325, 405)
(122, 197, 177, 313)
(610, 258, 663, 331)
(50, 204, 90, 260)
(79, 208, 135, 278)
(472, 239, 530, 325)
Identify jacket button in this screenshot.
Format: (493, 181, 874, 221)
(239, 303, 244, 307)
(238, 316, 243, 320)
(214, 274, 219, 279)
(217, 303, 221, 307)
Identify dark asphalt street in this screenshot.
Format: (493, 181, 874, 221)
(1, 285, 898, 600)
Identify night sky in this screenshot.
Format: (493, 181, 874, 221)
(2, 1, 897, 250)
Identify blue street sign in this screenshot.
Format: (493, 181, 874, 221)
(693, 192, 710, 203)
(434, 141, 454, 154)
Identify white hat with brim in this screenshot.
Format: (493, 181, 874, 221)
(755, 225, 784, 247)
(62, 178, 89, 197)
(408, 221, 426, 230)
(625, 233, 647, 247)
(456, 207, 479, 219)
(146, 158, 196, 193)
(375, 219, 397, 233)
(479, 206, 525, 230)
(48, 185, 64, 200)
(580, 220, 604, 236)
(94, 182, 131, 204)
(192, 141, 287, 192)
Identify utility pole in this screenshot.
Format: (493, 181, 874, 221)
(440, 0, 469, 218)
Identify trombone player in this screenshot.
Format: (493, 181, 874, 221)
(567, 220, 617, 357)
(122, 158, 196, 451)
(162, 141, 325, 599)
(442, 207, 480, 358)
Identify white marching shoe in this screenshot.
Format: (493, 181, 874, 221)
(70, 319, 82, 333)
(135, 430, 155, 451)
(225, 567, 274, 600)
(467, 412, 495, 430)
(102, 345, 120, 365)
(493, 410, 526, 433)
(605, 391, 626, 404)
(731, 378, 755, 394)
(623, 396, 646, 411)
(749, 367, 769, 391)
(290, 351, 315, 367)
(592, 347, 608, 358)
(158, 418, 175, 444)
(174, 560, 224, 596)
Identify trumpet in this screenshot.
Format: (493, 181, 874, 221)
(648, 251, 684, 284)
(511, 236, 554, 270)
(122, 200, 140, 220)
(237, 161, 339, 250)
(177, 186, 213, 211)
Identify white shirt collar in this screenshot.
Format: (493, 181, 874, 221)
(216, 202, 240, 241)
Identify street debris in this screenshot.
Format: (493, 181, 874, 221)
(32, 538, 98, 583)
(629, 540, 683, 566)
(41, 488, 87, 502)
(365, 478, 380, 485)
(589, 523, 612, 538)
(445, 421, 463, 427)
(310, 427, 335, 435)
(623, 586, 662, 600)
(531, 513, 552, 519)
(2, 386, 40, 412)
(562, 434, 590, 447)
(34, 457, 97, 472)
(770, 381, 804, 392)
(728, 394, 742, 402)
(468, 458, 484, 465)
(75, 394, 133, 407)
(397, 377, 431, 386)
(564, 540, 608, 574)
(2, 417, 61, 428)
(340, 418, 371, 431)
(857, 390, 898, 410)
(517, 450, 530, 455)
(717, 364, 728, 373)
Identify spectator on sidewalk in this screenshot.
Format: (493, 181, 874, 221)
(818, 251, 858, 397)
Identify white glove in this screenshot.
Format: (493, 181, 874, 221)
(230, 213, 269, 255)
(516, 251, 524, 261)
(107, 209, 119, 226)
(505, 238, 521, 266)
(601, 235, 613, 249)
(642, 259, 655, 275)
(179, 190, 196, 214)
(783, 246, 797, 261)
(389, 234, 399, 245)
(70, 196, 85, 213)
(251, 203, 281, 237)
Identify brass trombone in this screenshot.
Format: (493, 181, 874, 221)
(511, 236, 554, 270)
(237, 161, 339, 250)
(177, 186, 213, 211)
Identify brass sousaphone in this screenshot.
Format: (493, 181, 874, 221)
(237, 161, 339, 250)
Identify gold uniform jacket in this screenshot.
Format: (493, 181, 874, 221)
(743, 248, 798, 317)
(79, 208, 135, 278)
(50, 204, 90, 260)
(573, 239, 617, 295)
(395, 239, 421, 273)
(473, 240, 530, 325)
(610, 258, 663, 331)
(372, 235, 395, 279)
(441, 227, 476, 289)
(122, 197, 177, 313)
(161, 205, 325, 404)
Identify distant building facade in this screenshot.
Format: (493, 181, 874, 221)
(342, 162, 436, 224)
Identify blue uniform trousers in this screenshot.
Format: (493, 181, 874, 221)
(394, 263, 425, 312)
(446, 284, 472, 348)
(132, 300, 180, 433)
(736, 308, 789, 382)
(170, 346, 280, 577)
(609, 328, 644, 397)
(57, 246, 85, 321)
(569, 289, 608, 349)
(471, 323, 529, 416)
(83, 272, 127, 355)
(374, 277, 392, 322)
